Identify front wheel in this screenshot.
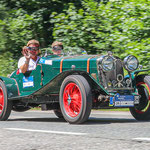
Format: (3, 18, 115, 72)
(59, 75, 92, 124)
(0, 80, 12, 121)
(54, 109, 64, 118)
(130, 75, 150, 121)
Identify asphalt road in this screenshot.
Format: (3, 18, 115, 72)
(0, 110, 150, 150)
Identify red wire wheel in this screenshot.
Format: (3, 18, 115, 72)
(63, 83, 82, 117)
(130, 75, 150, 121)
(0, 87, 4, 114)
(59, 75, 92, 124)
(0, 80, 12, 121)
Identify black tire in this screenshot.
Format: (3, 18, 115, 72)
(130, 75, 150, 121)
(0, 80, 12, 121)
(59, 75, 92, 124)
(54, 109, 64, 118)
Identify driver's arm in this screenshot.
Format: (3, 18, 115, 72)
(19, 59, 29, 73)
(18, 46, 31, 74)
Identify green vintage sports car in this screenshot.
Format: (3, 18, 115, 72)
(0, 51, 150, 124)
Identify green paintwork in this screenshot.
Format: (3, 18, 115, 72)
(131, 69, 150, 80)
(124, 69, 150, 92)
(38, 55, 108, 94)
(1, 54, 146, 100)
(0, 76, 19, 98)
(4, 54, 106, 99)
(10, 65, 42, 97)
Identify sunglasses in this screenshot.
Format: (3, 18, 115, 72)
(27, 46, 39, 51)
(53, 45, 63, 51)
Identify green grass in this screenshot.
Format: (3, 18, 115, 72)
(31, 107, 41, 110)
(94, 108, 129, 111)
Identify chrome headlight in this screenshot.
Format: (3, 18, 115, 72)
(124, 55, 139, 72)
(98, 55, 114, 72)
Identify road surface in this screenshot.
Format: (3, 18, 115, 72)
(0, 110, 150, 150)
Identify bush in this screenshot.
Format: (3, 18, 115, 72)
(51, 0, 150, 68)
(0, 52, 17, 76)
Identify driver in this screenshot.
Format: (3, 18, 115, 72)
(51, 41, 63, 55)
(18, 39, 41, 74)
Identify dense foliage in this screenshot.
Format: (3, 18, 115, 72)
(0, 0, 150, 76)
(0, 0, 82, 76)
(51, 0, 150, 67)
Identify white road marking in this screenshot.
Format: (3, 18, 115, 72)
(132, 137, 150, 141)
(4, 128, 87, 136)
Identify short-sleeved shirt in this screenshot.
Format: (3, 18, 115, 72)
(18, 56, 40, 73)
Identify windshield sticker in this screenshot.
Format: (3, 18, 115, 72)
(39, 59, 52, 65)
(23, 76, 34, 88)
(45, 60, 52, 65)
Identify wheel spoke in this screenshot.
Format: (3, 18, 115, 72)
(0, 104, 3, 112)
(70, 85, 75, 95)
(0, 87, 4, 114)
(73, 104, 80, 113)
(63, 83, 82, 117)
(70, 103, 80, 114)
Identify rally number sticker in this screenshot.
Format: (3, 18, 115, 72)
(23, 76, 34, 88)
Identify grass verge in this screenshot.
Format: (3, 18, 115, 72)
(94, 108, 129, 111)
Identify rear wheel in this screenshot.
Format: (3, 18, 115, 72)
(0, 80, 12, 121)
(130, 75, 150, 121)
(59, 75, 92, 124)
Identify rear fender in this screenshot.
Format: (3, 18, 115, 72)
(0, 76, 19, 99)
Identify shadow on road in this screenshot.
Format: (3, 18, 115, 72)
(8, 117, 141, 125)
(86, 117, 138, 125)
(8, 117, 66, 123)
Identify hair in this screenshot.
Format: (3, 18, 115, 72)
(51, 41, 63, 48)
(27, 39, 40, 47)
(22, 46, 27, 50)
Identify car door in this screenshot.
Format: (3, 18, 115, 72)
(13, 64, 42, 96)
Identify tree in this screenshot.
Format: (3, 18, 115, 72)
(0, 0, 82, 76)
(51, 0, 150, 68)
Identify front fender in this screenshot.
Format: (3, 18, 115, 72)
(125, 69, 150, 80)
(132, 69, 150, 80)
(0, 76, 19, 99)
(124, 69, 150, 92)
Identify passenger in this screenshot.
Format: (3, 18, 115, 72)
(51, 41, 63, 55)
(18, 39, 41, 74)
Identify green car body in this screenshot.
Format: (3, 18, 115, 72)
(0, 53, 150, 124)
(2, 55, 107, 98)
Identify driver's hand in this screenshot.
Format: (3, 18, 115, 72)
(22, 46, 31, 60)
